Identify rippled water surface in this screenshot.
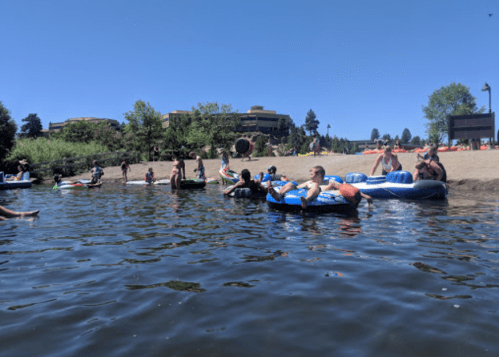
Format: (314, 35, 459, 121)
(1, 184, 499, 357)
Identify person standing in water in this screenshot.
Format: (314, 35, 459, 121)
(121, 160, 131, 182)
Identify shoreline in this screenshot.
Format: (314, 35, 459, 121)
(53, 150, 499, 191)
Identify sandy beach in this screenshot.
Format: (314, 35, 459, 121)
(63, 150, 499, 191)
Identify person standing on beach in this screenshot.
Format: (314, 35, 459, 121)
(170, 155, 185, 189)
(267, 139, 272, 157)
(190, 152, 206, 180)
(90, 161, 103, 184)
(121, 160, 131, 182)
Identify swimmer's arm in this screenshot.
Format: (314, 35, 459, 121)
(432, 161, 444, 181)
(223, 181, 243, 195)
(361, 192, 373, 206)
(296, 181, 309, 189)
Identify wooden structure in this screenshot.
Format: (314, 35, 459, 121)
(448, 113, 496, 149)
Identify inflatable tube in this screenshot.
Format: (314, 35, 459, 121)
(53, 183, 87, 190)
(266, 187, 352, 213)
(324, 175, 343, 184)
(220, 168, 239, 184)
(226, 185, 267, 199)
(347, 171, 447, 199)
(205, 177, 219, 184)
(0, 172, 33, 190)
(180, 179, 206, 189)
(254, 173, 272, 182)
(235, 138, 250, 154)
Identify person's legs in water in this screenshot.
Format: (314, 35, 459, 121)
(0, 205, 40, 219)
(268, 182, 297, 201)
(299, 183, 320, 209)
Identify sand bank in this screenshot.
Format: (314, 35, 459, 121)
(61, 150, 499, 191)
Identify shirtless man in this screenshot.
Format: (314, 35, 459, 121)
(413, 159, 446, 182)
(268, 166, 325, 209)
(370, 146, 402, 176)
(190, 152, 206, 180)
(170, 155, 185, 189)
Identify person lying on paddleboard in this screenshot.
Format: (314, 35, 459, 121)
(268, 166, 326, 209)
(223, 169, 267, 196)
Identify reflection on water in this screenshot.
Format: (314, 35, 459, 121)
(1, 185, 499, 356)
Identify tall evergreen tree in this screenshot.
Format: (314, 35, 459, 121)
(370, 128, 380, 141)
(304, 109, 319, 136)
(20, 113, 43, 138)
(401, 128, 412, 143)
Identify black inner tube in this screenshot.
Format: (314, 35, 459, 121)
(235, 138, 250, 154)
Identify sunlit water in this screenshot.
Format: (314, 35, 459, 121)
(1, 184, 499, 357)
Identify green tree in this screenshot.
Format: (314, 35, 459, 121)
(186, 102, 240, 157)
(124, 100, 165, 161)
(422, 82, 484, 143)
(410, 136, 421, 145)
(401, 128, 412, 143)
(20, 113, 43, 138)
(0, 102, 18, 163)
(370, 128, 380, 141)
(304, 109, 319, 136)
(55, 120, 100, 143)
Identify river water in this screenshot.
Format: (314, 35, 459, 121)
(1, 183, 498, 357)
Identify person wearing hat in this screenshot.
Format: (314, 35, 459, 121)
(267, 166, 288, 182)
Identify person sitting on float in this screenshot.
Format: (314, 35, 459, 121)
(53, 174, 79, 187)
(267, 166, 288, 182)
(413, 160, 446, 182)
(268, 166, 326, 209)
(417, 145, 439, 162)
(0, 205, 39, 220)
(223, 169, 267, 196)
(370, 146, 402, 176)
(5, 165, 25, 181)
(323, 180, 373, 208)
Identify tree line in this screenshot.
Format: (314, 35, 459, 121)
(0, 81, 486, 168)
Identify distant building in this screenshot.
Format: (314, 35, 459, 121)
(162, 106, 291, 136)
(47, 117, 120, 133)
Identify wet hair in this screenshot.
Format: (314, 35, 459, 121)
(415, 161, 426, 170)
(241, 169, 251, 182)
(313, 166, 325, 180)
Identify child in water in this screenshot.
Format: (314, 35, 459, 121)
(145, 168, 156, 184)
(90, 161, 103, 184)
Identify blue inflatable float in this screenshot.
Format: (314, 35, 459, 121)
(346, 171, 447, 199)
(0, 172, 32, 190)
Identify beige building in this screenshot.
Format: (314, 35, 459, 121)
(162, 106, 291, 136)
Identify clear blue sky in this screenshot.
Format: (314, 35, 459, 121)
(1, 0, 497, 141)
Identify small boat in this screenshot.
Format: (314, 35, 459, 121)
(346, 171, 447, 199)
(0, 172, 33, 190)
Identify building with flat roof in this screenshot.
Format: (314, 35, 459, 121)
(47, 117, 120, 132)
(162, 106, 291, 136)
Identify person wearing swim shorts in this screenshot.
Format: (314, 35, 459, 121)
(170, 155, 185, 189)
(121, 160, 131, 182)
(223, 169, 267, 196)
(323, 180, 373, 208)
(268, 166, 325, 209)
(370, 146, 402, 176)
(190, 152, 206, 180)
